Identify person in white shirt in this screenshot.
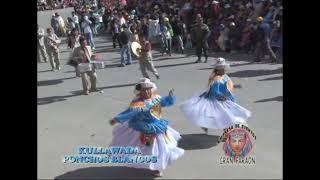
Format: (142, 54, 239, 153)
(148, 16, 160, 40)
(55, 13, 66, 37)
(72, 11, 80, 33)
(119, 12, 126, 32)
(81, 15, 96, 50)
(37, 25, 48, 63)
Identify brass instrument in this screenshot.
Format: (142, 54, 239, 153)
(131, 41, 142, 58)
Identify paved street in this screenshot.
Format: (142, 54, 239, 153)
(38, 9, 282, 180)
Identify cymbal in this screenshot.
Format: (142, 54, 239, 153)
(131, 41, 142, 58)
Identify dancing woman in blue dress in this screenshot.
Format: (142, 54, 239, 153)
(180, 58, 251, 133)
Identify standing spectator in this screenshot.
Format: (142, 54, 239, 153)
(44, 28, 61, 71)
(118, 24, 132, 67)
(111, 18, 121, 48)
(103, 9, 111, 32)
(89, 12, 98, 37)
(270, 19, 282, 59)
(161, 17, 173, 56)
(211, 1, 221, 24)
(96, 13, 105, 34)
(139, 17, 149, 40)
(138, 35, 160, 80)
(172, 16, 186, 54)
(185, 33, 193, 49)
(191, 15, 210, 63)
(130, 23, 139, 42)
(38, 0, 47, 11)
(119, 12, 127, 32)
(55, 13, 66, 37)
(51, 14, 59, 35)
(228, 22, 240, 53)
(68, 28, 81, 50)
(253, 16, 277, 63)
(158, 17, 166, 55)
(37, 25, 48, 63)
(219, 23, 230, 52)
(81, 15, 96, 50)
(68, 28, 81, 77)
(239, 19, 254, 54)
(208, 22, 220, 51)
(72, 11, 81, 33)
(66, 17, 76, 32)
(148, 15, 160, 41)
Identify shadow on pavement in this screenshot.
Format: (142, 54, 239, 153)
(95, 44, 114, 49)
(254, 96, 282, 103)
(54, 166, 156, 180)
(37, 69, 53, 73)
(37, 77, 76, 87)
(38, 79, 63, 86)
(63, 70, 76, 73)
(38, 94, 79, 105)
(153, 55, 187, 62)
(258, 76, 283, 81)
(38, 89, 85, 105)
(228, 67, 282, 78)
(95, 48, 120, 53)
(198, 62, 254, 70)
(100, 83, 136, 90)
(155, 62, 195, 68)
(178, 134, 219, 150)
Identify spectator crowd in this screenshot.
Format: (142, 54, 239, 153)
(44, 0, 283, 62)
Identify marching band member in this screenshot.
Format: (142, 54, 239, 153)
(109, 78, 184, 177)
(44, 28, 61, 71)
(180, 58, 251, 133)
(71, 37, 103, 95)
(137, 35, 160, 80)
(68, 28, 81, 50)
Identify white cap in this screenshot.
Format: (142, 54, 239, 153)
(212, 1, 219, 4)
(133, 78, 157, 95)
(230, 22, 235, 26)
(212, 57, 230, 69)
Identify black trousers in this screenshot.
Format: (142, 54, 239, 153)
(112, 33, 122, 48)
(196, 42, 208, 60)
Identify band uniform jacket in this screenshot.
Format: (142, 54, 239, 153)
(72, 45, 93, 64)
(44, 33, 61, 51)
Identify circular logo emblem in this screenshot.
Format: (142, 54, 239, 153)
(223, 128, 253, 158)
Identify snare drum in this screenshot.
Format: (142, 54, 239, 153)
(77, 63, 92, 73)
